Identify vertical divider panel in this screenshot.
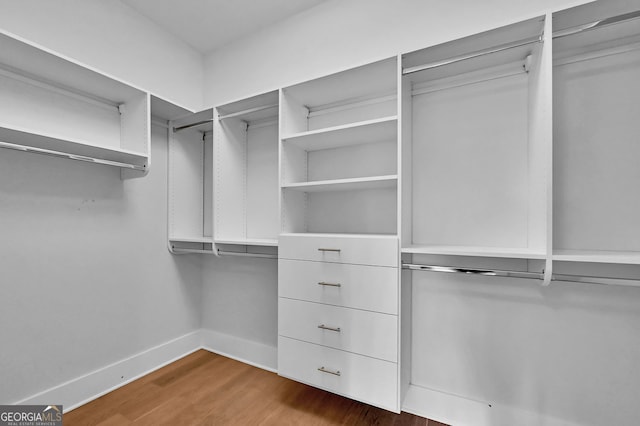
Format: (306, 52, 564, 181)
(526, 14, 553, 258)
(214, 117, 247, 241)
(397, 53, 412, 408)
(204, 131, 214, 237)
(120, 93, 151, 179)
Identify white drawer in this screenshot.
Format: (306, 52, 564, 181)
(278, 259, 398, 314)
(278, 336, 398, 412)
(279, 298, 398, 362)
(279, 233, 398, 267)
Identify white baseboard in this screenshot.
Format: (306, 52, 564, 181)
(13, 329, 277, 414)
(403, 384, 582, 426)
(14, 331, 202, 412)
(200, 329, 277, 373)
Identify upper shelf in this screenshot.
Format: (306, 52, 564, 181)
(0, 124, 147, 170)
(283, 58, 397, 110)
(282, 175, 398, 192)
(0, 30, 150, 176)
(216, 90, 279, 124)
(553, 5, 640, 61)
(282, 116, 397, 151)
(403, 16, 544, 83)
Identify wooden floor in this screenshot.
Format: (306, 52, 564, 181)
(64, 350, 447, 426)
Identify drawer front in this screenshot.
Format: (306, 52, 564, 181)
(279, 259, 398, 314)
(279, 298, 398, 362)
(279, 234, 398, 267)
(278, 336, 398, 412)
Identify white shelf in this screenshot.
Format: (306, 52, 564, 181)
(280, 232, 398, 240)
(216, 91, 279, 123)
(553, 250, 640, 265)
(402, 245, 547, 259)
(169, 236, 213, 244)
(0, 124, 148, 169)
(283, 58, 397, 109)
(282, 175, 397, 193)
(282, 116, 397, 151)
(215, 238, 278, 247)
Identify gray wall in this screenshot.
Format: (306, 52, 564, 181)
(0, 125, 202, 403)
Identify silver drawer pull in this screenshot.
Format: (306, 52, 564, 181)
(318, 248, 341, 253)
(317, 366, 341, 376)
(318, 324, 341, 332)
(318, 282, 341, 287)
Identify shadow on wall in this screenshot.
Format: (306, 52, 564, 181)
(0, 147, 126, 211)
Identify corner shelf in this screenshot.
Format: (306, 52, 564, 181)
(0, 30, 150, 177)
(282, 175, 397, 193)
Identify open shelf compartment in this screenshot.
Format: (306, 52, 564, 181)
(0, 30, 150, 176)
(400, 16, 550, 260)
(214, 90, 280, 247)
(552, 2, 640, 264)
(167, 108, 214, 253)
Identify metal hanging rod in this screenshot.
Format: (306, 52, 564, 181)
(0, 141, 146, 171)
(173, 119, 213, 132)
(171, 247, 214, 255)
(403, 263, 640, 288)
(217, 249, 278, 259)
(403, 35, 543, 76)
(217, 103, 278, 121)
(551, 273, 640, 288)
(553, 10, 640, 39)
(402, 263, 542, 280)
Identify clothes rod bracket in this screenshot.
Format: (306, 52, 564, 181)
(217, 249, 277, 259)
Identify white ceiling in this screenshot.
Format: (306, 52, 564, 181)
(121, 0, 326, 54)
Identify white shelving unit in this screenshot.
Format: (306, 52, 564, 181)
(277, 57, 404, 413)
(167, 108, 215, 254)
(0, 30, 150, 178)
(553, 3, 640, 266)
(280, 57, 399, 235)
(214, 91, 279, 254)
(400, 16, 551, 260)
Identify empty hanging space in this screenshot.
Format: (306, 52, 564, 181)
(553, 5, 640, 265)
(280, 57, 399, 235)
(168, 109, 214, 254)
(214, 91, 279, 250)
(401, 16, 550, 259)
(0, 31, 149, 174)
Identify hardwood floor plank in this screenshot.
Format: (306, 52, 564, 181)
(64, 350, 445, 426)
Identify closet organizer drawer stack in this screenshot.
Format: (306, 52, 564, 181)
(278, 234, 399, 411)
